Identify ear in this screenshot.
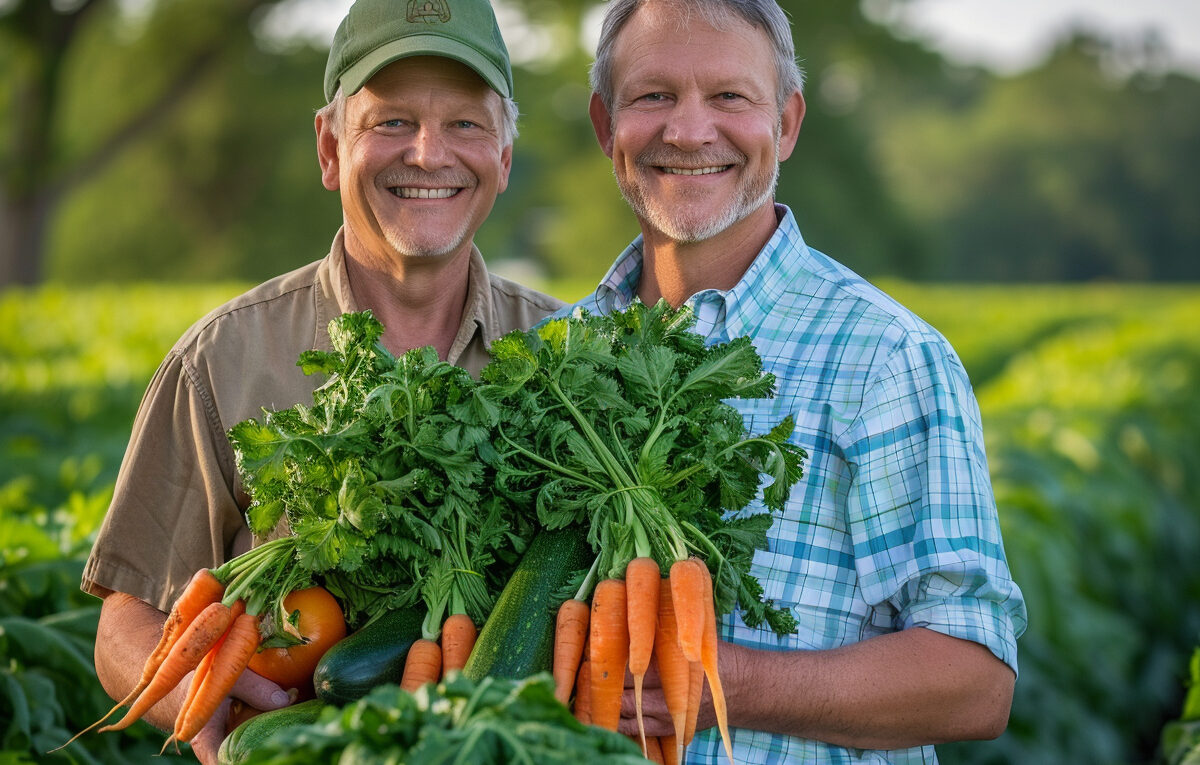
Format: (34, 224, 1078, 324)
(497, 142, 513, 194)
(588, 92, 615, 158)
(776, 90, 805, 163)
(315, 111, 341, 191)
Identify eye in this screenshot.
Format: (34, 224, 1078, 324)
(639, 93, 667, 103)
(454, 120, 479, 129)
(717, 92, 742, 101)
(379, 118, 409, 129)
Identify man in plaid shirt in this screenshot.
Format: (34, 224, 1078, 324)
(576, 0, 1028, 761)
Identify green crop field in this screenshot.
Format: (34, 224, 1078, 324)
(3, 282, 1199, 764)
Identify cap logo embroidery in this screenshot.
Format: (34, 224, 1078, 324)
(408, 0, 451, 23)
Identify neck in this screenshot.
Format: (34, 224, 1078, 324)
(343, 244, 473, 359)
(637, 204, 780, 308)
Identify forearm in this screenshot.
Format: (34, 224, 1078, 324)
(93, 589, 190, 734)
(724, 627, 1015, 750)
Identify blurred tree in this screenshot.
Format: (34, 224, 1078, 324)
(875, 30, 1200, 282)
(0, 0, 289, 287)
(478, 0, 938, 284)
(4, 0, 1196, 286)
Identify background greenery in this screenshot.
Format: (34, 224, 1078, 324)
(2, 0, 1198, 286)
(3, 283, 1199, 764)
(3, 0, 1199, 763)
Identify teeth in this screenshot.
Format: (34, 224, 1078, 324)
(393, 187, 458, 199)
(662, 166, 728, 176)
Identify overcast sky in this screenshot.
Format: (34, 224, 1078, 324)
(894, 0, 1200, 75)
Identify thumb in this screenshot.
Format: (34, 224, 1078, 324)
(231, 668, 293, 711)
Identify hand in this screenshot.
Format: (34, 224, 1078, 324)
(616, 657, 715, 739)
(186, 668, 293, 765)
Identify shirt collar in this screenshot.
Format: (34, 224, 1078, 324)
(316, 228, 494, 364)
(446, 245, 495, 363)
(591, 205, 810, 339)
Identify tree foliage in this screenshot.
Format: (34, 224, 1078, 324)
(0, 0, 1196, 287)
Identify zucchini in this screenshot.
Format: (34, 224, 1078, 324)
(217, 699, 325, 765)
(462, 526, 591, 681)
(311, 606, 424, 706)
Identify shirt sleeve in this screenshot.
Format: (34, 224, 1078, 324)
(843, 331, 1027, 673)
(81, 349, 250, 613)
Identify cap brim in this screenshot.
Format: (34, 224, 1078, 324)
(338, 35, 511, 99)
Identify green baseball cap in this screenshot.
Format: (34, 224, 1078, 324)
(323, 0, 513, 102)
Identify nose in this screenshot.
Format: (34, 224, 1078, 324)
(404, 124, 452, 171)
(662, 95, 717, 150)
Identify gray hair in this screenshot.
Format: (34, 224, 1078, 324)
(590, 0, 805, 115)
(316, 87, 520, 147)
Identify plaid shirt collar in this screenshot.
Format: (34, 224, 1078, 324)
(590, 204, 812, 340)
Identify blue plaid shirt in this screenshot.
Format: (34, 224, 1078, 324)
(568, 206, 1027, 764)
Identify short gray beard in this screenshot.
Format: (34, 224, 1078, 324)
(379, 171, 477, 258)
(615, 149, 780, 244)
(382, 217, 473, 259)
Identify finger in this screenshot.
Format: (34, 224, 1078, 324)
(188, 697, 230, 765)
(618, 686, 674, 738)
(231, 667, 292, 711)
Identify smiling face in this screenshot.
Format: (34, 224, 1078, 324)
(591, 3, 803, 245)
(317, 56, 512, 263)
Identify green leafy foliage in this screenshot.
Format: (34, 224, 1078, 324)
(477, 299, 806, 634)
(238, 673, 647, 764)
(227, 311, 535, 632)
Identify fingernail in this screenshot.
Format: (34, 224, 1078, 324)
(271, 690, 290, 707)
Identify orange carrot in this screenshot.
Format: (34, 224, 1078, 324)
(683, 659, 703, 746)
(654, 576, 691, 763)
(174, 632, 221, 740)
(146, 570, 226, 687)
(53, 570, 225, 750)
(625, 557, 660, 752)
(697, 561, 734, 764)
(175, 601, 246, 732)
(399, 638, 442, 692)
(440, 613, 477, 677)
(573, 652, 593, 725)
(553, 597, 590, 706)
(588, 578, 629, 731)
(641, 733, 666, 764)
(670, 559, 706, 663)
(172, 611, 261, 744)
(660, 733, 680, 765)
(98, 600, 235, 733)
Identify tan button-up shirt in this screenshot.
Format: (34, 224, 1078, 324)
(82, 232, 563, 612)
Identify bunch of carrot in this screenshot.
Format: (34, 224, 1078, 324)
(553, 555, 734, 765)
(398, 611, 478, 692)
(55, 568, 264, 753)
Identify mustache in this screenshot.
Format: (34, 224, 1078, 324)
(380, 170, 477, 188)
(635, 147, 745, 169)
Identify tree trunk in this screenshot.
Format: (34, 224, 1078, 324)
(0, 0, 279, 287)
(0, 194, 51, 286)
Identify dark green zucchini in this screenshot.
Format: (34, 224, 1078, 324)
(462, 526, 591, 681)
(311, 606, 424, 706)
(217, 699, 325, 765)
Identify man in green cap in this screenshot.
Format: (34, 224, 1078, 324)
(81, 2, 560, 762)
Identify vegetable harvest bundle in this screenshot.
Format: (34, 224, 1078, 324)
(476, 300, 807, 763)
(61, 300, 806, 762)
(59, 312, 538, 753)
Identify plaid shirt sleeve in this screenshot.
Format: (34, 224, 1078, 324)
(843, 326, 1023, 670)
